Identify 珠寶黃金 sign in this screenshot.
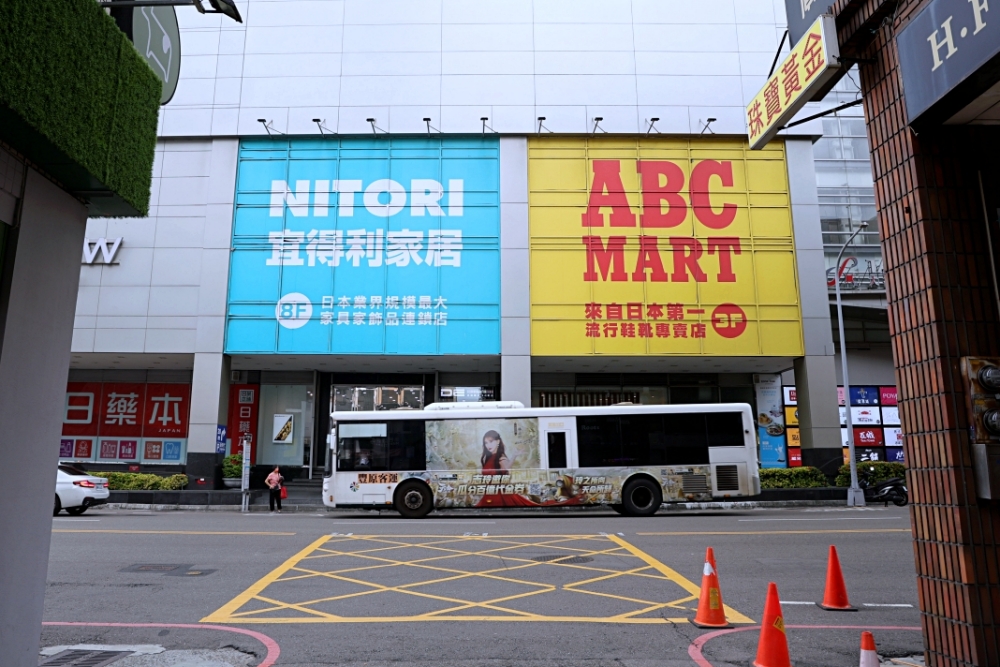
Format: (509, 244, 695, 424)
(528, 137, 804, 357)
(226, 137, 500, 355)
(746, 14, 840, 150)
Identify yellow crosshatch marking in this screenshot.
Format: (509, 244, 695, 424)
(202, 534, 754, 625)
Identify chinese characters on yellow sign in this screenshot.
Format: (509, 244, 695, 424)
(747, 14, 841, 150)
(528, 137, 804, 357)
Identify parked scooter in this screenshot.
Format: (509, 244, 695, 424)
(858, 466, 908, 506)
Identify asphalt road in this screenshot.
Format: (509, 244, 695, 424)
(41, 505, 923, 667)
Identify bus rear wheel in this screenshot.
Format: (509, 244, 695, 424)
(622, 478, 662, 517)
(395, 480, 433, 519)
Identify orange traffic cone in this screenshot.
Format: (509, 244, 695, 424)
(818, 545, 857, 611)
(693, 547, 729, 628)
(858, 631, 879, 667)
(754, 582, 791, 667)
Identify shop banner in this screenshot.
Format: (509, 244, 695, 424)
(755, 374, 787, 468)
(884, 426, 903, 447)
(879, 386, 898, 406)
(528, 137, 803, 357)
(882, 406, 900, 426)
(783, 386, 797, 405)
(849, 386, 880, 405)
(226, 137, 500, 355)
(747, 14, 840, 149)
(228, 384, 259, 458)
(886, 447, 905, 463)
(61, 382, 190, 464)
(853, 427, 885, 447)
(851, 406, 881, 425)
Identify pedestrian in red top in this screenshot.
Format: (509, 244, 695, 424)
(265, 466, 284, 513)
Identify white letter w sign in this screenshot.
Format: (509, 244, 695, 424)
(82, 238, 123, 265)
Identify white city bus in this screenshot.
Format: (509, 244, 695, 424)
(322, 402, 760, 518)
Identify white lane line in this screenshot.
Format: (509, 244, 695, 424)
(864, 603, 914, 608)
(326, 520, 497, 524)
(738, 517, 900, 522)
(779, 601, 816, 605)
(53, 518, 100, 522)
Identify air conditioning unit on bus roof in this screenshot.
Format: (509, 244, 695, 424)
(425, 401, 524, 411)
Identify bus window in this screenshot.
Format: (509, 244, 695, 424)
(337, 422, 387, 472)
(577, 416, 622, 466)
(547, 432, 567, 468)
(619, 414, 662, 466)
(706, 412, 745, 447)
(388, 420, 426, 471)
(660, 413, 710, 464)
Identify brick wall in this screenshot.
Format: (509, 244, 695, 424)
(835, 1, 1000, 665)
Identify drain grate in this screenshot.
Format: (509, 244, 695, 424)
(531, 555, 594, 564)
(40, 650, 131, 667)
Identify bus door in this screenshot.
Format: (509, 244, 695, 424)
(539, 416, 577, 470)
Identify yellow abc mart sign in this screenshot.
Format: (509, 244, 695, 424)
(528, 137, 804, 357)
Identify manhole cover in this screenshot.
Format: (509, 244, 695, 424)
(40, 650, 131, 667)
(531, 555, 594, 564)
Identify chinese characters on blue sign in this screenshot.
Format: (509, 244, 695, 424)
(226, 137, 501, 355)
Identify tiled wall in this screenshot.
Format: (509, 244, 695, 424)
(836, 0, 1000, 664)
(72, 139, 238, 354)
(163, 0, 796, 137)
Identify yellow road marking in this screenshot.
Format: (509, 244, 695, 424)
(607, 534, 754, 624)
(53, 530, 296, 535)
(203, 535, 330, 622)
(203, 534, 755, 625)
(636, 529, 911, 536)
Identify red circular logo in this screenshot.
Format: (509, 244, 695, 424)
(711, 303, 747, 339)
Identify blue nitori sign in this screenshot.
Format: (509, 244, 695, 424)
(226, 137, 500, 355)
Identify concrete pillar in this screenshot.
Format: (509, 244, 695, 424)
(0, 170, 87, 666)
(785, 139, 842, 474)
(186, 138, 238, 486)
(500, 137, 531, 406)
(186, 352, 230, 486)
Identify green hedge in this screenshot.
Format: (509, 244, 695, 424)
(0, 0, 160, 215)
(835, 461, 906, 487)
(92, 472, 188, 491)
(759, 466, 830, 489)
(222, 454, 243, 479)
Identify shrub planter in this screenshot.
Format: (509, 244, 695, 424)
(222, 478, 241, 489)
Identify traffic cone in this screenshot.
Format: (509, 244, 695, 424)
(754, 582, 791, 667)
(693, 547, 729, 628)
(818, 545, 857, 611)
(859, 631, 879, 667)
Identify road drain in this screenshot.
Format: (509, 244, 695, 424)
(531, 555, 594, 564)
(40, 651, 131, 667)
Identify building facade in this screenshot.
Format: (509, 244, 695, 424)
(62, 0, 896, 482)
(832, 0, 1000, 663)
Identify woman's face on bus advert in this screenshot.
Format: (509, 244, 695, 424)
(483, 435, 500, 453)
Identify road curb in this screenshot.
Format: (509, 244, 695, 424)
(90, 498, 851, 513)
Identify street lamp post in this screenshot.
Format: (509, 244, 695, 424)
(835, 222, 868, 507)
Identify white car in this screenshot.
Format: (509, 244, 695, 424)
(54, 465, 110, 516)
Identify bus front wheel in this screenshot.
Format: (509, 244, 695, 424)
(395, 481, 433, 519)
(622, 478, 662, 517)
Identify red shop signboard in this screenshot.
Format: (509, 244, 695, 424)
(227, 384, 259, 460)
